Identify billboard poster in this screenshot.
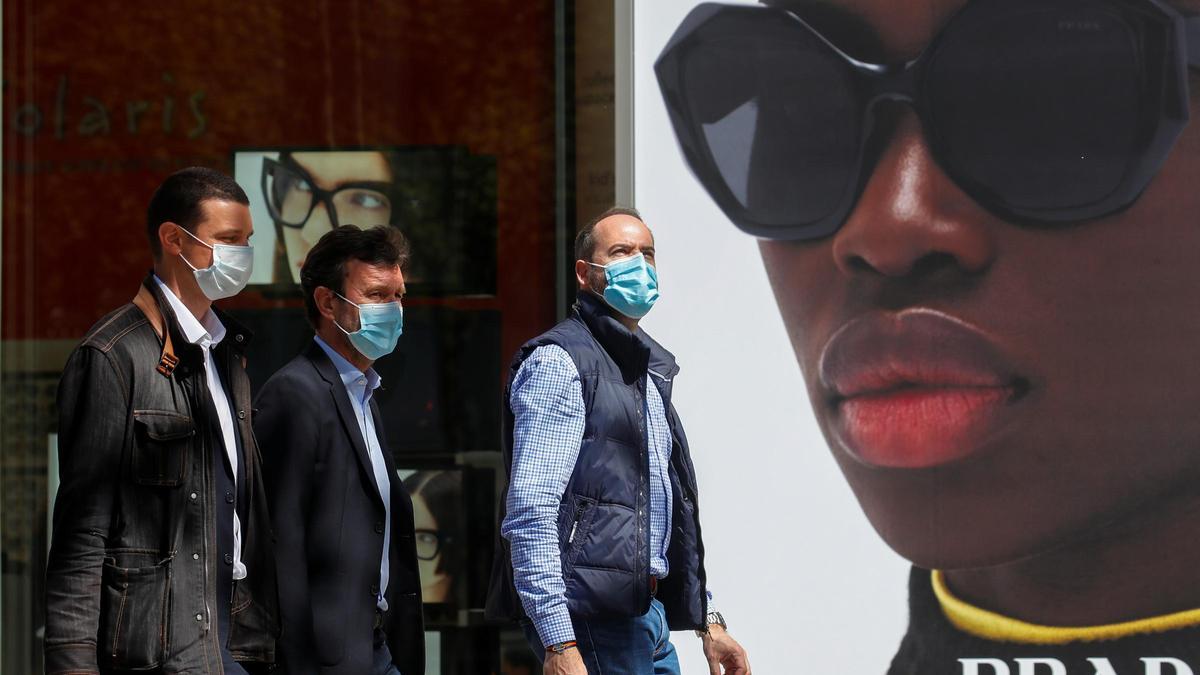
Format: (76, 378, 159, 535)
(636, 1, 1200, 673)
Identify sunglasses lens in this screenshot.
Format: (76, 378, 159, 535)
(927, 3, 1142, 215)
(679, 15, 859, 234)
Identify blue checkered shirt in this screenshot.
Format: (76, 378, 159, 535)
(502, 344, 699, 647)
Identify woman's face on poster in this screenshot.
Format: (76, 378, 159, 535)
(755, 0, 1200, 570)
(412, 493, 452, 603)
(272, 151, 395, 283)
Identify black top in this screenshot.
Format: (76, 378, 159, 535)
(255, 342, 425, 675)
(889, 567, 1200, 674)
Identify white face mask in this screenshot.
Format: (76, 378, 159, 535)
(176, 225, 254, 300)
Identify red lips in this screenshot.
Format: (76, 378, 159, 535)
(819, 309, 1026, 469)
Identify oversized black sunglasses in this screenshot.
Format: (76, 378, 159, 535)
(260, 155, 399, 229)
(656, 0, 1200, 240)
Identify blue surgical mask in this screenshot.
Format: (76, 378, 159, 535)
(177, 225, 254, 301)
(333, 292, 404, 360)
(588, 252, 660, 319)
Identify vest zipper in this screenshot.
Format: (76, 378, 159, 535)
(568, 502, 587, 544)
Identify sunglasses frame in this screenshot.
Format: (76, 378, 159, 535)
(656, 0, 1200, 241)
(260, 154, 401, 230)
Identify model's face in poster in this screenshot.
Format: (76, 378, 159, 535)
(413, 492, 452, 603)
(268, 151, 395, 283)
(751, 0, 1200, 574)
(402, 469, 463, 606)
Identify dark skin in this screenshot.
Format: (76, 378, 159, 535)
(761, 0, 1200, 625)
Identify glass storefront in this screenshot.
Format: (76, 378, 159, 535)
(1, 1, 624, 672)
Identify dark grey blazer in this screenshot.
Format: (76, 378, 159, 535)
(255, 341, 424, 675)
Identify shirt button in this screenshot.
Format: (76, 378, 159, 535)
(225, 491, 235, 504)
(195, 613, 203, 622)
(374, 521, 384, 534)
(192, 552, 200, 560)
(189, 492, 198, 501)
(224, 554, 234, 565)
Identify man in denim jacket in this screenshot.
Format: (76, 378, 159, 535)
(45, 168, 278, 674)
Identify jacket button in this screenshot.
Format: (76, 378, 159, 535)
(192, 552, 200, 560)
(195, 613, 203, 622)
(189, 492, 198, 501)
(237, 410, 246, 420)
(235, 334, 244, 343)
(225, 491, 235, 504)
(224, 554, 233, 565)
(375, 521, 384, 534)
(369, 584, 380, 596)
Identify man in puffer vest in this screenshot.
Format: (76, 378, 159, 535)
(487, 207, 752, 674)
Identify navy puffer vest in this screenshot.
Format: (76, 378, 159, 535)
(486, 292, 708, 630)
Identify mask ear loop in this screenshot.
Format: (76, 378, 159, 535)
(583, 261, 611, 303)
(330, 290, 362, 336)
(175, 224, 214, 272)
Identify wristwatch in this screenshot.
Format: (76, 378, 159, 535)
(695, 610, 727, 637)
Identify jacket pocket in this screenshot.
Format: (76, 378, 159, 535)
(132, 410, 194, 487)
(99, 554, 171, 669)
(561, 496, 597, 571)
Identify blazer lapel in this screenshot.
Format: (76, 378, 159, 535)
(306, 341, 384, 510)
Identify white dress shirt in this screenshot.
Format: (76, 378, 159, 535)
(153, 276, 247, 580)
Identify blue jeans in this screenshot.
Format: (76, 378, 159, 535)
(523, 598, 681, 675)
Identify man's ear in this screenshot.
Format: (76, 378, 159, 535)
(575, 259, 591, 289)
(158, 222, 184, 258)
(314, 286, 338, 323)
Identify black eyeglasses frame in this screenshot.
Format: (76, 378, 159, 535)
(260, 154, 401, 230)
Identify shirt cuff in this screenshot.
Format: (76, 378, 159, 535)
(533, 605, 576, 647)
(705, 589, 718, 616)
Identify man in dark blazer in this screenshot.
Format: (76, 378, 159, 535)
(254, 225, 424, 675)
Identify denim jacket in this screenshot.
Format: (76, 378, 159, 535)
(44, 275, 279, 674)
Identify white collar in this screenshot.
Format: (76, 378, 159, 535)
(152, 275, 226, 348)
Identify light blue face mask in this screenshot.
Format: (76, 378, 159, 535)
(333, 292, 404, 360)
(588, 252, 660, 319)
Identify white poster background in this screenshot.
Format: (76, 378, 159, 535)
(633, 2, 909, 672)
(232, 151, 280, 285)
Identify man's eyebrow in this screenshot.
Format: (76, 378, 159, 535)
(762, 0, 891, 63)
(211, 225, 245, 238)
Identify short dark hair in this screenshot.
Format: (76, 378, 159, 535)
(300, 225, 412, 328)
(146, 167, 249, 258)
(574, 206, 643, 261)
